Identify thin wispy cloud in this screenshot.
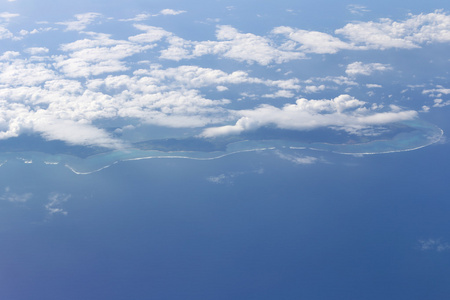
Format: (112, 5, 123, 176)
(347, 4, 370, 15)
(275, 151, 319, 165)
(56, 12, 102, 31)
(45, 193, 70, 216)
(0, 187, 32, 203)
(345, 62, 392, 76)
(418, 238, 450, 252)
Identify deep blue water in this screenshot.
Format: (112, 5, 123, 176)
(0, 140, 449, 299)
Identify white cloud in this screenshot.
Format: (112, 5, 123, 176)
(336, 10, 450, 50)
(0, 51, 19, 60)
(24, 47, 49, 55)
(0, 10, 443, 151)
(0, 187, 32, 203)
(45, 193, 70, 216)
(119, 13, 152, 22)
(423, 86, 450, 96)
(271, 11, 450, 55)
(207, 174, 228, 184)
(304, 85, 326, 93)
(366, 84, 382, 88)
(345, 61, 392, 76)
(160, 9, 186, 16)
(216, 85, 228, 92)
(201, 94, 418, 137)
(0, 12, 19, 21)
(433, 98, 450, 107)
(207, 168, 263, 184)
(129, 24, 172, 43)
(418, 239, 450, 252)
(262, 90, 295, 98)
(55, 33, 153, 77)
(275, 151, 318, 164)
(347, 4, 370, 15)
(273, 26, 352, 54)
(56, 12, 102, 31)
(32, 116, 126, 148)
(0, 25, 13, 40)
(0, 59, 58, 86)
(159, 25, 305, 65)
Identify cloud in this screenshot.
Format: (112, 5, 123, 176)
(159, 25, 305, 65)
(56, 12, 102, 31)
(207, 168, 264, 184)
(119, 13, 152, 22)
(262, 90, 295, 98)
(0, 25, 13, 39)
(366, 84, 382, 88)
(271, 11, 450, 55)
(0, 12, 19, 21)
(275, 151, 319, 165)
(433, 99, 450, 107)
(45, 193, 70, 216)
(0, 10, 443, 150)
(129, 24, 172, 43)
(55, 32, 153, 77)
(418, 238, 450, 252)
(345, 62, 392, 76)
(304, 85, 326, 93)
(422, 86, 450, 96)
(336, 10, 450, 50)
(0, 187, 32, 203)
(24, 47, 49, 55)
(273, 26, 353, 54)
(347, 4, 370, 15)
(119, 9, 185, 21)
(201, 94, 418, 137)
(160, 9, 186, 16)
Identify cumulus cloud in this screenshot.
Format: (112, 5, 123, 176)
(201, 95, 418, 137)
(0, 25, 13, 40)
(345, 62, 392, 76)
(271, 11, 450, 56)
(55, 33, 153, 77)
(336, 10, 450, 49)
(433, 99, 450, 107)
(0, 9, 443, 150)
(273, 26, 352, 54)
(159, 25, 305, 65)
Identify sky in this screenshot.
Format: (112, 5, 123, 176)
(0, 0, 450, 299)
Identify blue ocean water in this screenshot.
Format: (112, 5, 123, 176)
(0, 138, 449, 299)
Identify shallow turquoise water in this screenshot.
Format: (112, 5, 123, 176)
(0, 119, 443, 174)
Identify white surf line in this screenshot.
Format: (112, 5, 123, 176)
(64, 147, 276, 175)
(335, 128, 444, 155)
